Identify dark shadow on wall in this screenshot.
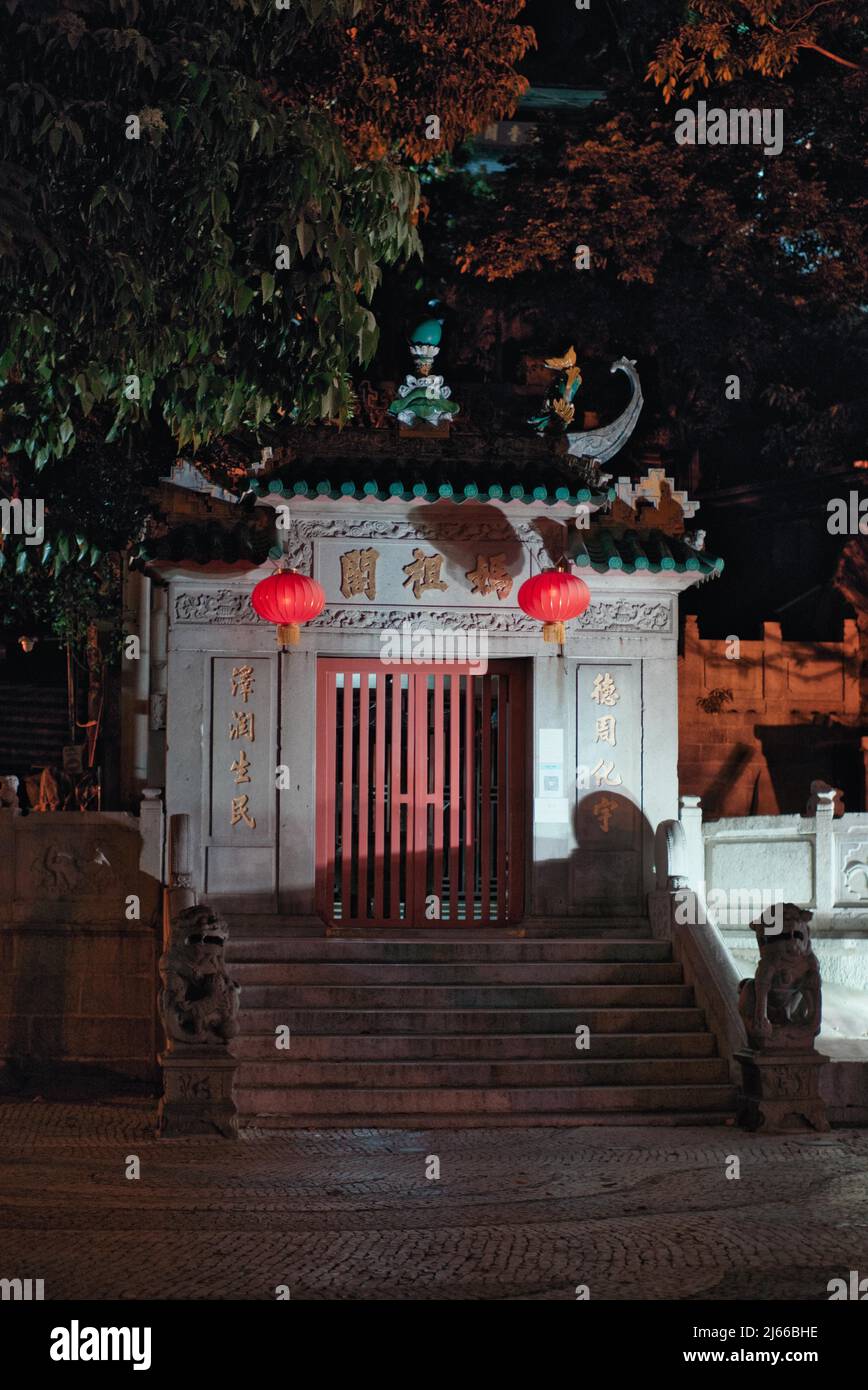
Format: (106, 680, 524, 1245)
(756, 725, 863, 814)
(680, 743, 757, 821)
(532, 791, 651, 920)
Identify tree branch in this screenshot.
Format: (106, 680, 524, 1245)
(790, 1, 841, 28)
(798, 40, 863, 70)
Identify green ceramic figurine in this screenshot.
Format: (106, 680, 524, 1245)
(389, 319, 460, 429)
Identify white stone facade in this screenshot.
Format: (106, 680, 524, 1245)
(150, 495, 708, 926)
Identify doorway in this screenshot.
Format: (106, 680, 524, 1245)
(315, 660, 527, 927)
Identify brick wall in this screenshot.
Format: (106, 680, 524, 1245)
(679, 617, 863, 818)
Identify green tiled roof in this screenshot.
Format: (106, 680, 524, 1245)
(248, 475, 613, 509)
(573, 529, 723, 576)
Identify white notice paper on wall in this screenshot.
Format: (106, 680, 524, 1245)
(535, 728, 569, 824)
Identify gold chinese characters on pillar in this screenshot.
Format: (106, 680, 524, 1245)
(590, 671, 621, 834)
(228, 665, 256, 830)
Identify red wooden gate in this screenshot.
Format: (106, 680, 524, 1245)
(315, 660, 526, 927)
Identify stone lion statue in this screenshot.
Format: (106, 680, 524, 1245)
(738, 903, 821, 1051)
(158, 904, 240, 1048)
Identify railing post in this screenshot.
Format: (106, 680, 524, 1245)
(138, 788, 164, 883)
(814, 788, 836, 915)
(164, 812, 196, 944)
(679, 794, 704, 890)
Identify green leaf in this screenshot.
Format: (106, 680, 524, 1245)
(233, 284, 255, 316)
(260, 271, 275, 304)
(296, 219, 314, 258)
(211, 188, 229, 224)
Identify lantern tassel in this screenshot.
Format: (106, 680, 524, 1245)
(542, 621, 566, 644)
(277, 623, 301, 648)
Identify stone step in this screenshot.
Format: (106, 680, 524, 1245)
(239, 1110, 735, 1129)
(238, 983, 695, 1009)
(235, 1057, 731, 1088)
(231, 961, 684, 986)
(228, 938, 672, 964)
(237, 1082, 737, 1117)
(232, 1031, 719, 1061)
(230, 920, 654, 940)
(237, 1006, 707, 1035)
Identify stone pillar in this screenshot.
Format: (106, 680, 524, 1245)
(679, 795, 704, 891)
(148, 582, 168, 786)
(814, 788, 836, 916)
(120, 567, 151, 806)
(163, 812, 195, 943)
(735, 1050, 829, 1133)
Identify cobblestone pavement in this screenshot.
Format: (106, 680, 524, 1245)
(1, 1099, 867, 1300)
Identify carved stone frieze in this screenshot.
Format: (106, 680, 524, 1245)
(174, 589, 266, 625)
(308, 606, 540, 634)
(173, 587, 673, 634)
(570, 600, 672, 634)
(841, 843, 868, 900)
(29, 842, 114, 896)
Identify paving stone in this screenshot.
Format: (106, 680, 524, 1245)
(0, 1099, 866, 1300)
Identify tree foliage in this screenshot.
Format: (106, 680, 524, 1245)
(0, 0, 531, 591)
(442, 0, 867, 480)
(648, 0, 865, 99)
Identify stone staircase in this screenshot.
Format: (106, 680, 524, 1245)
(229, 931, 736, 1127)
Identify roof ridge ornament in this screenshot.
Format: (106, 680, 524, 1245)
(388, 319, 461, 434)
(565, 357, 643, 465)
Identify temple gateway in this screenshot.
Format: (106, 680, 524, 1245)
(142, 471, 721, 932)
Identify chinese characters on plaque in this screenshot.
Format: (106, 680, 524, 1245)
(340, 547, 379, 600)
(332, 546, 525, 603)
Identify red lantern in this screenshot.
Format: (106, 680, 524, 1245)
(250, 567, 326, 648)
(517, 565, 591, 643)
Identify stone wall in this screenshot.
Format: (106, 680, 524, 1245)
(679, 617, 862, 817)
(0, 798, 163, 1091)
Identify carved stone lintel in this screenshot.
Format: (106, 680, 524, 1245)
(157, 1049, 238, 1139)
(735, 1049, 829, 1133)
(173, 591, 673, 635)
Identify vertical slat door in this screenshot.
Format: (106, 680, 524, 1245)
(315, 660, 525, 927)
